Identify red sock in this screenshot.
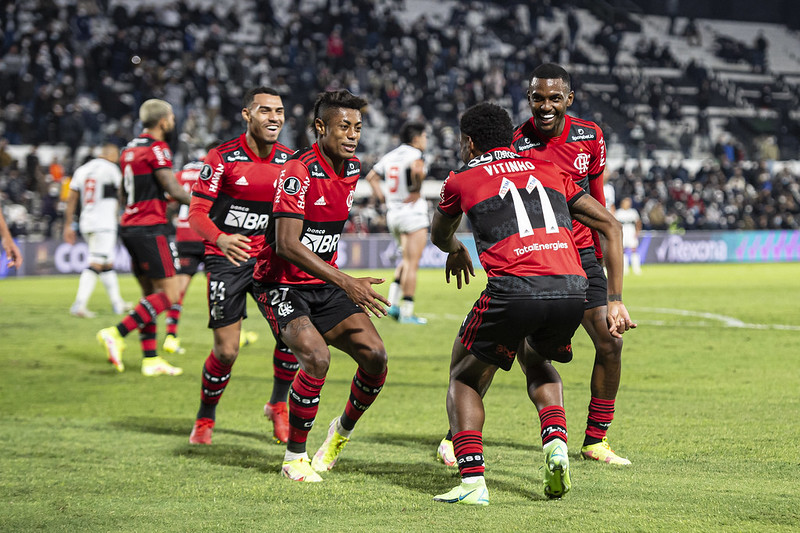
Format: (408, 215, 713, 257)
(119, 292, 171, 335)
(139, 321, 157, 358)
(200, 351, 233, 406)
(342, 367, 387, 428)
(452, 430, 484, 478)
(539, 405, 568, 446)
(585, 397, 615, 445)
(287, 371, 325, 449)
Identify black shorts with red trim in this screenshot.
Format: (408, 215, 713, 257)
(580, 247, 608, 310)
(253, 281, 363, 339)
(120, 224, 177, 279)
(176, 240, 205, 276)
(205, 255, 259, 329)
(458, 290, 584, 370)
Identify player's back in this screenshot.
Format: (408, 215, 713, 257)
(374, 143, 423, 206)
(120, 134, 173, 227)
(439, 149, 586, 299)
(72, 157, 121, 233)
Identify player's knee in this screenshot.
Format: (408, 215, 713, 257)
(359, 344, 387, 375)
(595, 335, 623, 364)
(215, 348, 239, 366)
(298, 347, 331, 378)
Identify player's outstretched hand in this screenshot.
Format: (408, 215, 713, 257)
(445, 243, 475, 290)
(217, 233, 252, 266)
(607, 301, 637, 338)
(343, 276, 389, 318)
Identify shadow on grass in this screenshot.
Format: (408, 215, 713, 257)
(360, 431, 537, 453)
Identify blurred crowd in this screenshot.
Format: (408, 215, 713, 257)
(1, 0, 799, 238)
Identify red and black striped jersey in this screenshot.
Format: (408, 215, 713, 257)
(438, 148, 587, 299)
(253, 143, 360, 285)
(175, 160, 204, 243)
(191, 134, 294, 257)
(119, 134, 173, 227)
(511, 115, 606, 252)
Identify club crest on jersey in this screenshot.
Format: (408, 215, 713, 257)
(346, 189, 355, 208)
(282, 176, 302, 195)
(573, 153, 591, 174)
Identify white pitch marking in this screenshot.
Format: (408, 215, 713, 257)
(635, 307, 800, 331)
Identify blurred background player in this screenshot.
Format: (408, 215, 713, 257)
(96, 99, 190, 376)
(63, 143, 130, 318)
(365, 121, 429, 324)
(431, 102, 631, 505)
(186, 87, 298, 446)
(0, 206, 23, 269)
(253, 90, 389, 482)
(615, 197, 643, 275)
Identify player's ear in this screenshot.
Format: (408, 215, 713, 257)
(241, 107, 250, 122)
(566, 91, 575, 108)
(315, 117, 326, 137)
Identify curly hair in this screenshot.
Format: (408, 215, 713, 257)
(313, 90, 368, 123)
(459, 102, 513, 153)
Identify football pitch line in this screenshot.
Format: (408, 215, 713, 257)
(420, 308, 800, 331)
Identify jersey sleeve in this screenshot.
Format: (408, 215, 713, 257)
(588, 127, 606, 178)
(150, 140, 173, 170)
(69, 167, 85, 192)
(436, 173, 462, 217)
(191, 149, 223, 201)
(371, 156, 385, 177)
(273, 159, 308, 219)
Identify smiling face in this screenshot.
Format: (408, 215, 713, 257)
(316, 107, 362, 167)
(243, 93, 285, 144)
(527, 77, 574, 138)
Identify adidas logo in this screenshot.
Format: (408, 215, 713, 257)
(314, 195, 327, 206)
(235, 176, 249, 186)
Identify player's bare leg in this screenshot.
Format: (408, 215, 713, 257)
(397, 228, 427, 324)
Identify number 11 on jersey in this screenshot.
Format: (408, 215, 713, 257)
(499, 175, 559, 238)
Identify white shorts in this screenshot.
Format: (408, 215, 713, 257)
(86, 230, 118, 265)
(622, 235, 639, 250)
(386, 198, 429, 239)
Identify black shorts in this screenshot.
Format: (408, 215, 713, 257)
(458, 290, 584, 370)
(205, 255, 258, 329)
(253, 282, 363, 339)
(120, 224, 177, 279)
(176, 241, 205, 276)
(580, 247, 608, 310)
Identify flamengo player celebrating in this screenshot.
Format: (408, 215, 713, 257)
(430, 102, 628, 505)
(97, 99, 190, 376)
(187, 87, 298, 445)
(253, 90, 389, 483)
(514, 63, 634, 464)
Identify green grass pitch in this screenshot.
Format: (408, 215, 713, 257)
(1, 263, 798, 531)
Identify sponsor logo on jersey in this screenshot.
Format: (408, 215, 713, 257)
(301, 232, 340, 254)
(310, 167, 326, 178)
(314, 195, 327, 206)
(124, 151, 134, 162)
(223, 205, 269, 230)
(513, 241, 569, 256)
(468, 153, 493, 167)
(274, 152, 288, 163)
(235, 176, 249, 186)
(515, 136, 541, 151)
(282, 176, 302, 195)
(570, 127, 596, 141)
(345, 161, 360, 177)
(225, 150, 250, 162)
(573, 152, 591, 175)
(208, 163, 225, 193)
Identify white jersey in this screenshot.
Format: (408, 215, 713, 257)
(70, 158, 122, 234)
(615, 207, 641, 248)
(372, 143, 424, 208)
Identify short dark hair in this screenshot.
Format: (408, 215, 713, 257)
(400, 121, 426, 144)
(313, 90, 368, 123)
(243, 86, 281, 108)
(459, 102, 513, 153)
(530, 63, 571, 91)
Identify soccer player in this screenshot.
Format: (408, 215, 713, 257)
(186, 87, 298, 446)
(96, 99, 190, 376)
(430, 102, 630, 505)
(252, 90, 389, 483)
(365, 121, 429, 324)
(615, 197, 643, 275)
(509, 63, 635, 464)
(63, 143, 130, 318)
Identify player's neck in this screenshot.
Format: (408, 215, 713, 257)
(318, 143, 344, 175)
(246, 131, 275, 159)
(142, 127, 165, 141)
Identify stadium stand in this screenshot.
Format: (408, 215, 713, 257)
(1, 0, 798, 237)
